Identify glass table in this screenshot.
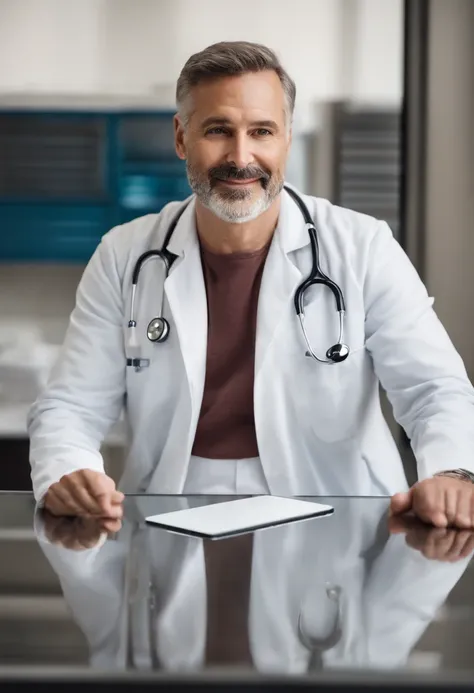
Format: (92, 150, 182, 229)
(0, 492, 473, 691)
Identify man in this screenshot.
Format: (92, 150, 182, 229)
(28, 41, 474, 530)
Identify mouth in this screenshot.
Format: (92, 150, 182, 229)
(217, 177, 261, 186)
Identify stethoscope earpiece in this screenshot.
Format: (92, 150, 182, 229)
(147, 317, 170, 343)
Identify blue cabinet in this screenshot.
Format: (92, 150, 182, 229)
(0, 109, 191, 262)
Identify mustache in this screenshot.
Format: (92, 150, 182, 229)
(209, 164, 271, 183)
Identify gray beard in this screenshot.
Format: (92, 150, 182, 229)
(187, 166, 283, 224)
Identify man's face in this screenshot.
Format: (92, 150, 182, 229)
(174, 70, 292, 224)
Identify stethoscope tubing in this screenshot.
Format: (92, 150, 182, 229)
(127, 186, 349, 366)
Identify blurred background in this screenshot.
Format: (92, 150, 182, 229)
(0, 0, 472, 489)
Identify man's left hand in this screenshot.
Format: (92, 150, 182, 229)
(390, 476, 474, 529)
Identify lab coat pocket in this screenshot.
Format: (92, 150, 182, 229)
(124, 323, 182, 416)
(297, 345, 371, 442)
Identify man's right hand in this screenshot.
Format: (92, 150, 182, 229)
(44, 470, 124, 524)
(42, 512, 121, 551)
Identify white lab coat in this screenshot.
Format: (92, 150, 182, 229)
(28, 187, 474, 500)
(36, 497, 473, 672)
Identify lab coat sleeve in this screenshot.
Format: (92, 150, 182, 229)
(28, 232, 126, 501)
(362, 533, 471, 668)
(364, 221, 474, 479)
(36, 532, 128, 669)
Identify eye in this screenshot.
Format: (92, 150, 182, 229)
(206, 127, 228, 135)
(253, 128, 273, 137)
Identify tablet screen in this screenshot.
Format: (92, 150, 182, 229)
(145, 495, 334, 539)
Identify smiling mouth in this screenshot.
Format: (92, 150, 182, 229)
(218, 178, 260, 186)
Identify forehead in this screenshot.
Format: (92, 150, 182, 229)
(188, 71, 286, 125)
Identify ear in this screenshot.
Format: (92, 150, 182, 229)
(174, 114, 187, 160)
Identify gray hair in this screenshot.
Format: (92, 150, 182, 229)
(176, 41, 296, 128)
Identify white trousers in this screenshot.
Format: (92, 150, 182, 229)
(183, 455, 270, 495)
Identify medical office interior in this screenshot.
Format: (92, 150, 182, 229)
(0, 0, 474, 677)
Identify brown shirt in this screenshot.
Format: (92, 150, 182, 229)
(204, 534, 254, 664)
(191, 241, 271, 459)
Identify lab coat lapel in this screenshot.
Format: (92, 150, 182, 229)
(255, 187, 309, 376)
(164, 199, 208, 429)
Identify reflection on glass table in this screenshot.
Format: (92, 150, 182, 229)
(35, 495, 474, 675)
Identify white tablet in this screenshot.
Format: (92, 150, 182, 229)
(145, 495, 334, 539)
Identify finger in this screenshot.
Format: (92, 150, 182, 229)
(46, 486, 83, 516)
(443, 529, 470, 563)
(44, 488, 68, 516)
(78, 536, 105, 550)
(405, 522, 434, 551)
(83, 473, 116, 515)
(97, 495, 123, 520)
(63, 536, 78, 550)
(51, 517, 74, 544)
(414, 483, 447, 527)
(460, 533, 474, 558)
(454, 486, 473, 529)
(77, 517, 103, 545)
(421, 527, 448, 561)
(77, 528, 104, 550)
(101, 518, 122, 534)
(388, 515, 408, 534)
(405, 530, 424, 551)
(432, 527, 457, 559)
(444, 486, 457, 527)
(61, 476, 102, 516)
(44, 490, 64, 517)
(112, 490, 125, 504)
(388, 513, 421, 535)
(101, 504, 123, 520)
(390, 491, 413, 516)
(444, 530, 473, 561)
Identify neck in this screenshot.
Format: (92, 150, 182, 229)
(195, 196, 281, 254)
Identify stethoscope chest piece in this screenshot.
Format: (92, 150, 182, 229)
(298, 582, 343, 664)
(326, 343, 349, 363)
(147, 317, 170, 343)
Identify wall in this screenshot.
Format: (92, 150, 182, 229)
(424, 0, 474, 374)
(347, 0, 404, 105)
(0, 266, 83, 346)
(101, 0, 344, 130)
(0, 0, 403, 344)
(0, 0, 107, 92)
(0, 0, 403, 112)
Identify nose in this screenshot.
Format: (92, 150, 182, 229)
(225, 131, 253, 170)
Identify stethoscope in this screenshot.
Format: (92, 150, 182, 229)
(297, 583, 343, 671)
(126, 185, 349, 371)
(126, 523, 343, 672)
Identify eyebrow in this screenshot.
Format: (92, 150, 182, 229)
(200, 117, 280, 131)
